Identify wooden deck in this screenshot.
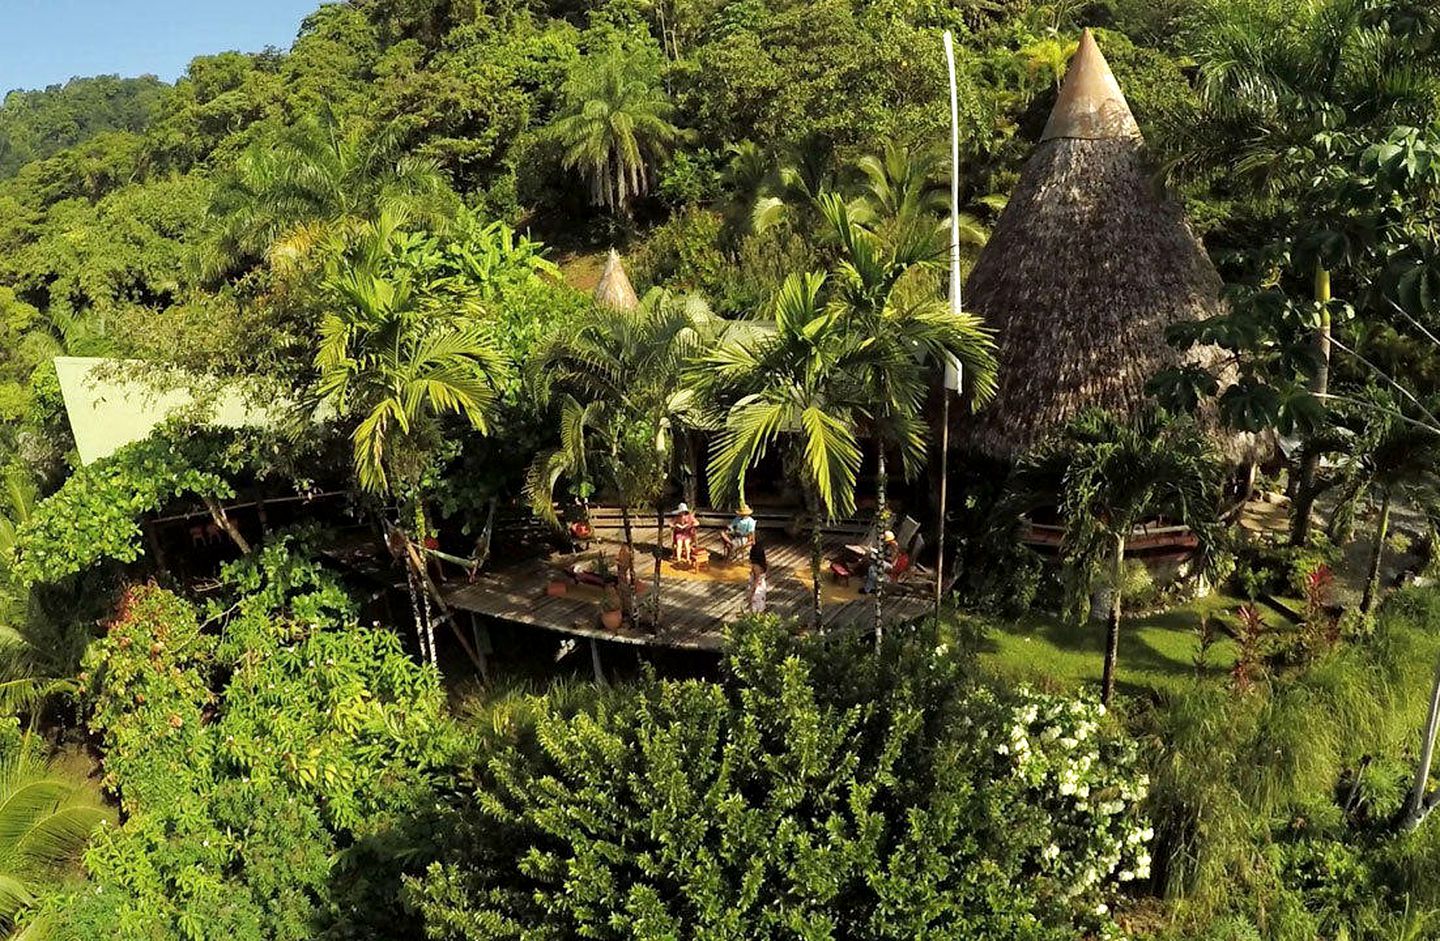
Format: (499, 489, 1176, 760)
(443, 532, 933, 652)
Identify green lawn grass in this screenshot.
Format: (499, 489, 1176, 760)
(967, 593, 1292, 700)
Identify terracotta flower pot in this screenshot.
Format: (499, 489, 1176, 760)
(600, 609, 623, 630)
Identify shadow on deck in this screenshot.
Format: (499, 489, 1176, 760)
(443, 532, 934, 652)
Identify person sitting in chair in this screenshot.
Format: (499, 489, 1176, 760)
(671, 502, 698, 566)
(720, 504, 756, 559)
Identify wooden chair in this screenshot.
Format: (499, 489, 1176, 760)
(893, 516, 921, 554)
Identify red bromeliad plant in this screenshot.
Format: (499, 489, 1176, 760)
(1231, 604, 1268, 694)
(1301, 564, 1342, 653)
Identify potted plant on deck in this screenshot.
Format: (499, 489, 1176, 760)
(599, 586, 623, 631)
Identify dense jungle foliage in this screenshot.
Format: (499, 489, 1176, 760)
(0, 0, 1438, 938)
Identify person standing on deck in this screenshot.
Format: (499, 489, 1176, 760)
(747, 543, 769, 614)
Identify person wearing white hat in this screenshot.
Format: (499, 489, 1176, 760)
(671, 502, 698, 566)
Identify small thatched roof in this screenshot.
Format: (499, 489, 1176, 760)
(963, 30, 1244, 460)
(594, 249, 639, 311)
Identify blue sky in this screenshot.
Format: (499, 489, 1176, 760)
(1, 0, 320, 94)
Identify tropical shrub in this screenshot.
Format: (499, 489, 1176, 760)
(630, 205, 729, 294)
(409, 616, 1152, 939)
(48, 536, 463, 940)
(11, 424, 272, 585)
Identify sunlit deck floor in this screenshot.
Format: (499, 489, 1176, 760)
(443, 533, 934, 652)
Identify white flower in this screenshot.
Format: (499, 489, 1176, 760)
(1042, 843, 1060, 861)
(997, 743, 1010, 755)
(1118, 870, 1135, 882)
(1095, 902, 1109, 915)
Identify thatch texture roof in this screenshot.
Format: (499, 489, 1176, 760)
(963, 30, 1240, 460)
(593, 249, 639, 311)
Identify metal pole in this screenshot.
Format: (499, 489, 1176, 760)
(1406, 650, 1440, 826)
(937, 30, 963, 625)
(937, 396, 951, 622)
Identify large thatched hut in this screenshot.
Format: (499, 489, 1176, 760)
(963, 29, 1231, 460)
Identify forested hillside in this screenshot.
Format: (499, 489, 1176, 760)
(0, 1, 1439, 939)
(0, 0, 1203, 462)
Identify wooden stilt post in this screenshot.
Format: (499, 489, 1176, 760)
(144, 519, 168, 576)
(590, 638, 608, 686)
(254, 487, 270, 539)
(469, 612, 491, 685)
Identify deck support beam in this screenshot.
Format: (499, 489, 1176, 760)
(590, 638, 608, 686)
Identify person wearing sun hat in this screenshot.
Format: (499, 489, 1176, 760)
(721, 502, 756, 559)
(671, 501, 699, 566)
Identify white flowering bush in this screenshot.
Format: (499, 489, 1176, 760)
(962, 685, 1154, 921)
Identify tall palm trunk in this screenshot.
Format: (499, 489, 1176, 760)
(1361, 489, 1392, 615)
(411, 499, 435, 665)
(1292, 264, 1333, 546)
(1101, 534, 1126, 707)
(404, 564, 430, 664)
(652, 507, 664, 630)
(420, 578, 437, 667)
(619, 506, 636, 620)
(873, 447, 889, 647)
(807, 485, 823, 630)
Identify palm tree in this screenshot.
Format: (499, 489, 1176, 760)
(751, 135, 843, 236)
(200, 112, 455, 283)
(1170, 0, 1440, 545)
(0, 471, 79, 723)
(1010, 408, 1222, 705)
(817, 194, 998, 640)
(526, 290, 717, 626)
(0, 736, 110, 937)
(1348, 422, 1440, 614)
(699, 272, 868, 627)
(752, 140, 998, 276)
(313, 212, 509, 665)
(543, 46, 684, 219)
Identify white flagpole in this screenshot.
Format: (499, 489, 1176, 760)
(937, 30, 962, 624)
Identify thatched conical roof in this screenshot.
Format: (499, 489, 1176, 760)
(1041, 29, 1141, 142)
(963, 29, 1233, 459)
(594, 249, 639, 311)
